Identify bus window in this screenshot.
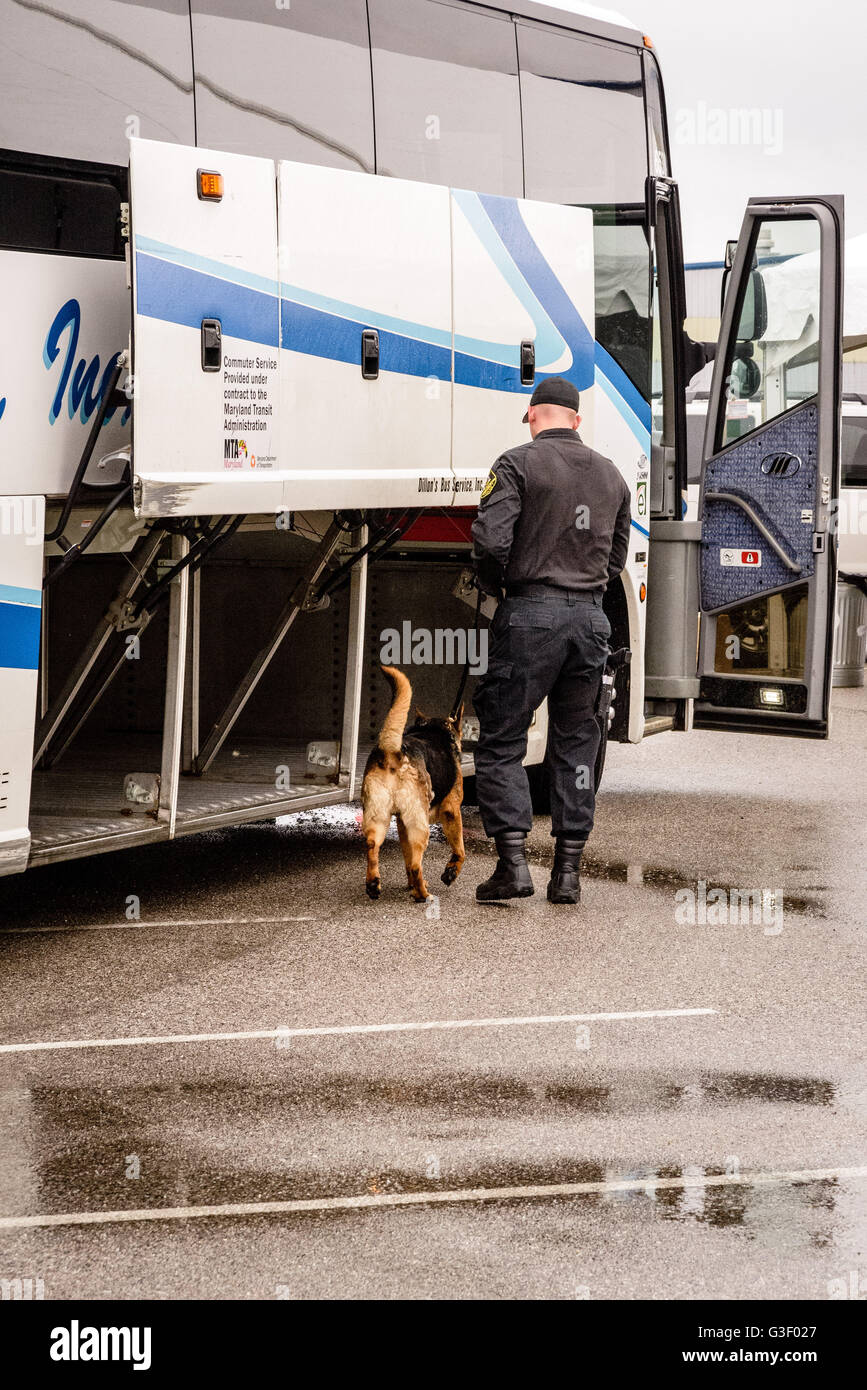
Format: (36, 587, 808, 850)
(643, 49, 671, 179)
(368, 0, 523, 196)
(0, 158, 123, 258)
(518, 24, 647, 207)
(716, 218, 821, 449)
(191, 0, 374, 173)
(595, 213, 652, 401)
(842, 415, 867, 487)
(0, 0, 193, 164)
(519, 26, 651, 405)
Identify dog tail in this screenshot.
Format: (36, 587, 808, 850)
(378, 665, 412, 754)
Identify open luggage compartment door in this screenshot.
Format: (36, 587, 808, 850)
(277, 160, 453, 510)
(450, 189, 596, 496)
(130, 138, 282, 517)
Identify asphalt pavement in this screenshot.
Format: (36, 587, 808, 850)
(0, 687, 864, 1300)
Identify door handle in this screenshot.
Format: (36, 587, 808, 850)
(361, 329, 380, 379)
(201, 318, 222, 372)
(703, 490, 802, 573)
(520, 340, 535, 386)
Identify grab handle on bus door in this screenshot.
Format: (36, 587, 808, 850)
(361, 329, 380, 380)
(703, 491, 802, 573)
(520, 340, 535, 386)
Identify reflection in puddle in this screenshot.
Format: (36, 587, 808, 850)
(14, 1068, 841, 1254)
(350, 1163, 841, 1243)
(570, 859, 827, 918)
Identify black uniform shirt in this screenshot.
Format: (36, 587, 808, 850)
(471, 429, 631, 592)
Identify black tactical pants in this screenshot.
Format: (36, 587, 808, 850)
(473, 589, 610, 840)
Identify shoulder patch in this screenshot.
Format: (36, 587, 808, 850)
(480, 471, 497, 501)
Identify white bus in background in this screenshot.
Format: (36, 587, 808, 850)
(0, 0, 845, 877)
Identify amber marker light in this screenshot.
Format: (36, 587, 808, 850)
(197, 169, 223, 201)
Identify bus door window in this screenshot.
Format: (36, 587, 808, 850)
(710, 216, 822, 680)
(717, 218, 821, 445)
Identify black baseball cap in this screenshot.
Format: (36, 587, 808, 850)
(522, 376, 581, 423)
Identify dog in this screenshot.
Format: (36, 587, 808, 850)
(361, 666, 465, 902)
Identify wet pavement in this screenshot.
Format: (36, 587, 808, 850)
(0, 687, 864, 1300)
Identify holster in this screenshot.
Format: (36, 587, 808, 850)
(594, 646, 631, 790)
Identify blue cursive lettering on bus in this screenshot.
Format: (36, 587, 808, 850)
(42, 299, 129, 427)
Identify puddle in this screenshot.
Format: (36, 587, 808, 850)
(14, 1126, 845, 1247)
(459, 819, 829, 918)
(10, 1067, 838, 1222)
(520, 853, 828, 919)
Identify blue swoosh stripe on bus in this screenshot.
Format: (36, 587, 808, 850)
(0, 584, 42, 608)
(631, 519, 650, 537)
(281, 300, 452, 379)
(595, 342, 652, 433)
(136, 249, 593, 391)
(0, 600, 42, 671)
(136, 216, 573, 367)
(136, 253, 280, 347)
(477, 193, 595, 389)
(282, 305, 549, 392)
(135, 236, 281, 298)
(451, 191, 566, 366)
(135, 216, 626, 405)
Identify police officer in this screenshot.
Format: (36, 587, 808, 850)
(471, 376, 631, 905)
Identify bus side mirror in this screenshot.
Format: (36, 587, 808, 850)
(730, 347, 762, 398)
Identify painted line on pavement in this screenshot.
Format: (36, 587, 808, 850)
(1, 1165, 863, 1231)
(0, 917, 316, 936)
(0, 1006, 716, 1055)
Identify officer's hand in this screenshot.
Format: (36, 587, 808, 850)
(475, 575, 504, 601)
(472, 554, 505, 601)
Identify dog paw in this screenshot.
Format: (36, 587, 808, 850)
(441, 865, 457, 886)
(366, 880, 382, 900)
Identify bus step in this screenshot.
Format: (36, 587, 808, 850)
(643, 715, 676, 737)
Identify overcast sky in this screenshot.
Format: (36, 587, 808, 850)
(632, 0, 865, 262)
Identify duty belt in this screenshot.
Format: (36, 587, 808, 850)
(505, 582, 604, 604)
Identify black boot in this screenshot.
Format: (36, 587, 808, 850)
(547, 837, 586, 904)
(476, 831, 534, 902)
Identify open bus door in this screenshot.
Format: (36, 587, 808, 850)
(694, 197, 843, 736)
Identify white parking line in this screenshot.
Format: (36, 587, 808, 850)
(1, 1165, 863, 1231)
(0, 1006, 715, 1055)
(0, 917, 316, 935)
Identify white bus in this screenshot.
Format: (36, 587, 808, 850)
(0, 0, 844, 876)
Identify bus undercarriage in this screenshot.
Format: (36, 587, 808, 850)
(29, 507, 617, 871)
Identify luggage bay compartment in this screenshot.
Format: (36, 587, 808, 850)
(28, 527, 482, 868)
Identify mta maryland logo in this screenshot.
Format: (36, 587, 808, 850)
(223, 437, 248, 468)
